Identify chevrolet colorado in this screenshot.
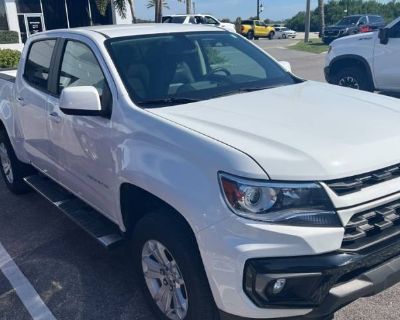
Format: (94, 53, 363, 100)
(1, 24, 400, 320)
(241, 20, 275, 40)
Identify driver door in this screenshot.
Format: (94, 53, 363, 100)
(374, 21, 400, 91)
(47, 38, 117, 221)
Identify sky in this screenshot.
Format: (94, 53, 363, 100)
(134, 0, 392, 21)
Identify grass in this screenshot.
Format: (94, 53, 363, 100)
(289, 38, 329, 54)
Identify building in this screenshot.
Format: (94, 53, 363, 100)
(0, 0, 133, 45)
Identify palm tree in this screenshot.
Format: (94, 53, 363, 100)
(318, 0, 325, 35)
(96, 0, 136, 23)
(147, 0, 169, 22)
(177, 0, 191, 14)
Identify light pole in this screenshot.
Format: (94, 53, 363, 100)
(304, 0, 311, 43)
(257, 0, 264, 20)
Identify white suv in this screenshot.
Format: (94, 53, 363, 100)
(325, 17, 400, 92)
(162, 14, 237, 33)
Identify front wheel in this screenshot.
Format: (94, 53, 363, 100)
(332, 67, 374, 92)
(247, 31, 254, 40)
(282, 33, 287, 39)
(131, 211, 218, 320)
(269, 31, 275, 40)
(0, 131, 33, 194)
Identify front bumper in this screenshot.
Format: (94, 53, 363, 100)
(198, 211, 400, 319)
(221, 236, 400, 320)
(243, 237, 400, 318)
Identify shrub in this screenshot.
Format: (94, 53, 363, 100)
(0, 49, 21, 68)
(0, 31, 19, 44)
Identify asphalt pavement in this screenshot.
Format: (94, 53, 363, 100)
(1, 39, 400, 320)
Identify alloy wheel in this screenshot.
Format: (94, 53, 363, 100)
(338, 76, 360, 89)
(0, 142, 13, 184)
(142, 240, 189, 320)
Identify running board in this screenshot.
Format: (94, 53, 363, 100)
(24, 175, 123, 249)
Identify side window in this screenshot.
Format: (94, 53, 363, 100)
(58, 41, 111, 108)
(255, 21, 260, 26)
(24, 39, 56, 91)
(358, 17, 367, 26)
(204, 16, 219, 25)
(391, 22, 400, 38)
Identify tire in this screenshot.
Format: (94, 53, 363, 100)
(282, 33, 287, 39)
(131, 211, 218, 320)
(247, 31, 254, 40)
(332, 66, 374, 92)
(254, 36, 259, 40)
(269, 31, 275, 40)
(0, 130, 33, 194)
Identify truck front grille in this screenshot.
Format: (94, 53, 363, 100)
(342, 200, 400, 251)
(326, 164, 400, 196)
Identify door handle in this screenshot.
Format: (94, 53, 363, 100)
(49, 112, 61, 123)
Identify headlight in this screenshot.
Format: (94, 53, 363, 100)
(219, 173, 340, 227)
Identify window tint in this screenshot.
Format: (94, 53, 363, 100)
(163, 16, 186, 24)
(203, 16, 218, 25)
(0, 0, 9, 30)
(59, 41, 110, 107)
(358, 16, 367, 26)
(392, 22, 400, 38)
(369, 16, 384, 24)
(24, 39, 56, 91)
(241, 20, 252, 25)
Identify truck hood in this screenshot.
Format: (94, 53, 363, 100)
(150, 81, 400, 181)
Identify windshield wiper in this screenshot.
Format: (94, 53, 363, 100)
(138, 97, 201, 108)
(213, 85, 281, 99)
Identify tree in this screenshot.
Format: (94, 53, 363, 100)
(147, 0, 169, 22)
(96, 0, 136, 23)
(177, 0, 191, 14)
(318, 0, 325, 34)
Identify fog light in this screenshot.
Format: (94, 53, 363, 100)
(272, 278, 286, 295)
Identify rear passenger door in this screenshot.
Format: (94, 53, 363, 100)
(15, 38, 58, 177)
(47, 37, 117, 221)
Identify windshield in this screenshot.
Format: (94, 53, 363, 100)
(106, 31, 297, 108)
(336, 16, 360, 26)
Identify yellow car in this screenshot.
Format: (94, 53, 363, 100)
(241, 20, 275, 40)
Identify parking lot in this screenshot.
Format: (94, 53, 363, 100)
(1, 39, 400, 320)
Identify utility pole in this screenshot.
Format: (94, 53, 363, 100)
(257, 0, 260, 20)
(193, 1, 196, 14)
(304, 0, 311, 43)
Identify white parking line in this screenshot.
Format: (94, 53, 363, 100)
(0, 242, 56, 320)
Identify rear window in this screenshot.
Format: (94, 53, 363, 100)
(369, 16, 384, 24)
(24, 39, 56, 92)
(241, 20, 253, 25)
(163, 16, 186, 24)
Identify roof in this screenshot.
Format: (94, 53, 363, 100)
(47, 23, 224, 39)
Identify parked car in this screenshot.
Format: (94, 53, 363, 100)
(241, 20, 275, 40)
(325, 17, 400, 92)
(162, 14, 237, 33)
(322, 14, 385, 44)
(274, 27, 297, 39)
(4, 23, 400, 320)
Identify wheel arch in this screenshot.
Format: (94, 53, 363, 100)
(119, 182, 197, 244)
(329, 54, 375, 88)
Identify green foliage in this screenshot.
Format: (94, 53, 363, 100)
(290, 39, 329, 54)
(286, 0, 400, 32)
(147, 0, 169, 9)
(0, 31, 19, 44)
(0, 49, 21, 68)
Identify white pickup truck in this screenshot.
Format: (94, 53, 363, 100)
(2, 24, 400, 320)
(325, 17, 400, 92)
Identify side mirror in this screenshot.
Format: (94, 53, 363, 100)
(379, 28, 390, 45)
(279, 61, 292, 73)
(60, 86, 102, 116)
